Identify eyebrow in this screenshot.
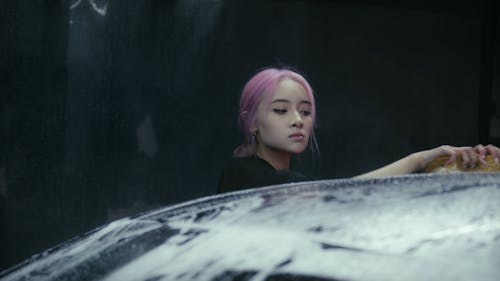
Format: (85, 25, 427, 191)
(271, 99, 312, 105)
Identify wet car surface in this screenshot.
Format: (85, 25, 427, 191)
(1, 173, 500, 281)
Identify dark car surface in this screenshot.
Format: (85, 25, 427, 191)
(1, 173, 500, 281)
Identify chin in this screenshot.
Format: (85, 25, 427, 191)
(289, 145, 308, 154)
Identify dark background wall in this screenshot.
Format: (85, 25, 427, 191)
(1, 0, 499, 271)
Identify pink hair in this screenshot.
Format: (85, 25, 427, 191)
(233, 67, 318, 157)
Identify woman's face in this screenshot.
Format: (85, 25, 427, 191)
(254, 78, 314, 156)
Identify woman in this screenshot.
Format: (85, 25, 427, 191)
(217, 67, 500, 193)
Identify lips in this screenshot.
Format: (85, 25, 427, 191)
(288, 132, 305, 141)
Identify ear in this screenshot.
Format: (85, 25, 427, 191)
(240, 110, 248, 121)
(242, 111, 258, 131)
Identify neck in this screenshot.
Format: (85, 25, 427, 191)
(256, 146, 292, 171)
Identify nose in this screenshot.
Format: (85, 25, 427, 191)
(291, 111, 304, 128)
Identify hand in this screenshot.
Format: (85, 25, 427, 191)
(415, 144, 500, 171)
(414, 145, 480, 170)
(473, 144, 500, 165)
(442, 145, 483, 168)
(355, 144, 500, 178)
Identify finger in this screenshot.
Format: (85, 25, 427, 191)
(478, 151, 488, 167)
(474, 144, 488, 167)
(461, 150, 472, 168)
(468, 151, 480, 168)
(474, 144, 487, 158)
(486, 144, 500, 164)
(443, 147, 457, 166)
(466, 149, 480, 168)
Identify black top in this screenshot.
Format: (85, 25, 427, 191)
(217, 156, 313, 193)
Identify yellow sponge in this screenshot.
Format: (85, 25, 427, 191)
(425, 155, 500, 173)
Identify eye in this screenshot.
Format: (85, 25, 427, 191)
(273, 109, 287, 114)
(300, 110, 311, 116)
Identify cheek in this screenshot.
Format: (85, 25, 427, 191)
(304, 118, 314, 133)
(259, 114, 281, 131)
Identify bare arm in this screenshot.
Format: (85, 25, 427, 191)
(354, 153, 421, 179)
(354, 144, 500, 179)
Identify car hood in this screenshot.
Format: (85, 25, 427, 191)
(1, 173, 500, 281)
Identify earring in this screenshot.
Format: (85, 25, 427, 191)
(251, 130, 258, 145)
